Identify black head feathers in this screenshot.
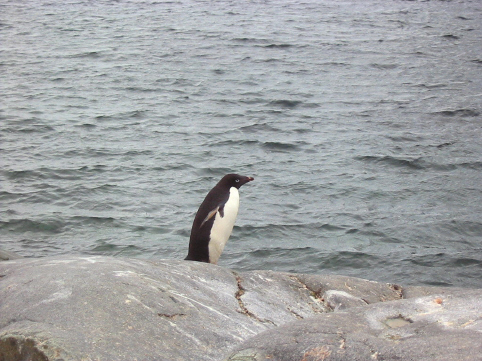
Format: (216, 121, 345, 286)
(216, 174, 254, 189)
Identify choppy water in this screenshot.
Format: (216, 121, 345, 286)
(1, 0, 482, 288)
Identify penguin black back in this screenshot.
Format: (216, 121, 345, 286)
(185, 174, 254, 263)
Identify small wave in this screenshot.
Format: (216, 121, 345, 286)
(87, 240, 145, 257)
(370, 63, 398, 70)
(356, 229, 403, 243)
(195, 167, 235, 177)
(62, 148, 153, 159)
(235, 222, 347, 240)
(16, 125, 55, 134)
(385, 134, 425, 142)
(442, 34, 460, 40)
(249, 246, 316, 258)
(355, 155, 482, 171)
(0, 218, 65, 234)
(262, 141, 300, 152)
(233, 37, 267, 44)
(209, 139, 260, 147)
(407, 253, 482, 268)
(321, 61, 349, 67)
(228, 248, 383, 274)
(445, 220, 482, 237)
(69, 51, 103, 59)
(354, 155, 425, 170)
(239, 98, 268, 105)
(320, 251, 381, 270)
(416, 83, 448, 89)
(95, 110, 148, 121)
(68, 216, 118, 225)
(0, 191, 20, 202)
(457, 161, 482, 170)
(3, 118, 54, 134)
(451, 258, 481, 267)
(3, 166, 108, 181)
(268, 99, 303, 108)
(3, 169, 38, 180)
(433, 108, 480, 117)
(434, 141, 456, 149)
(76, 123, 97, 129)
(125, 86, 161, 93)
(408, 253, 454, 268)
(238, 123, 280, 133)
(232, 37, 261, 43)
(224, 246, 324, 273)
(262, 43, 294, 49)
(130, 225, 171, 234)
(152, 163, 195, 172)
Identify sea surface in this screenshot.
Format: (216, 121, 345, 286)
(1, 0, 482, 288)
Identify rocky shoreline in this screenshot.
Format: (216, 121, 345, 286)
(0, 253, 480, 361)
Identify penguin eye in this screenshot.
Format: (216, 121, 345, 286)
(235, 179, 240, 183)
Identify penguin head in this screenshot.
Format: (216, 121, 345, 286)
(218, 174, 254, 189)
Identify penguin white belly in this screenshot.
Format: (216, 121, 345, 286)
(208, 187, 239, 264)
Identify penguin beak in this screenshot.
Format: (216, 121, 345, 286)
(247, 177, 254, 182)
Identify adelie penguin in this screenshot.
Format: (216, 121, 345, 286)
(185, 174, 254, 264)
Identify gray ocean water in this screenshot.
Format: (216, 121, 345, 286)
(1, 0, 482, 288)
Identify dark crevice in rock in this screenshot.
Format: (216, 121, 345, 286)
(286, 307, 304, 319)
(157, 313, 187, 320)
(232, 271, 276, 325)
(389, 283, 404, 299)
(288, 275, 328, 313)
(323, 301, 334, 312)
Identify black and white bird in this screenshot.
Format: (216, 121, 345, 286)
(185, 174, 254, 264)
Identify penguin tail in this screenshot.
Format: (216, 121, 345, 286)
(184, 254, 210, 263)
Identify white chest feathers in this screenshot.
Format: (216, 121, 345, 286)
(208, 187, 240, 264)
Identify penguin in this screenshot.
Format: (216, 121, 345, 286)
(185, 173, 254, 264)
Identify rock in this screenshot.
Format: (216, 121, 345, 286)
(0, 249, 23, 261)
(226, 291, 482, 361)
(0, 255, 480, 361)
(0, 256, 257, 361)
(322, 290, 367, 311)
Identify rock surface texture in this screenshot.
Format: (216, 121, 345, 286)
(0, 256, 480, 361)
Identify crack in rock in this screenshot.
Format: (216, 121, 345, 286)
(287, 307, 304, 320)
(157, 313, 187, 320)
(232, 272, 276, 325)
(288, 275, 327, 313)
(338, 332, 346, 350)
(389, 283, 403, 299)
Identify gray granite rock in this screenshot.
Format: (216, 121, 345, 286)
(0, 255, 479, 361)
(226, 290, 482, 361)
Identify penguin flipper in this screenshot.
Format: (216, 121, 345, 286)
(200, 206, 219, 228)
(199, 199, 227, 229)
